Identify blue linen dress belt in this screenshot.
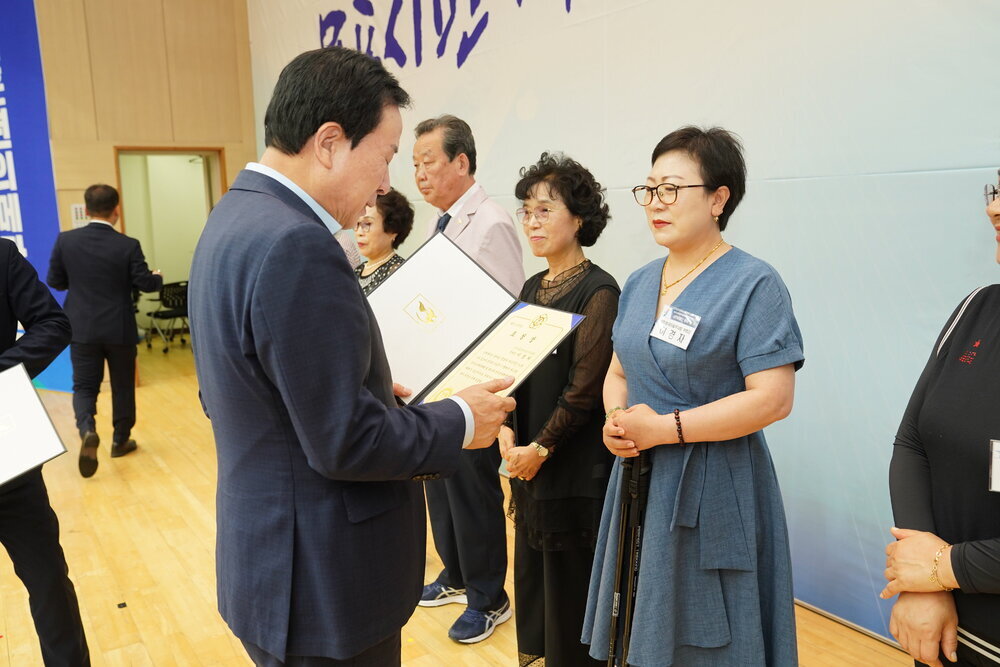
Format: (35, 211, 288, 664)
(436, 212, 452, 233)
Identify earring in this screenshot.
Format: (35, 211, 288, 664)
(713, 216, 719, 224)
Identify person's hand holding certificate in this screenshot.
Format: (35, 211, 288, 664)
(368, 235, 583, 405)
(423, 302, 576, 402)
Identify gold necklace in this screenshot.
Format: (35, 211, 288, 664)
(660, 239, 725, 295)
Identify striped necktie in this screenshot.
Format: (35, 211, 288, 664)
(436, 212, 452, 233)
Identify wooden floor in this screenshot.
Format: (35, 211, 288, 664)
(0, 345, 909, 666)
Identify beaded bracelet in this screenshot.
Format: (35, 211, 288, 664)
(605, 406, 624, 422)
(674, 408, 685, 446)
(929, 543, 955, 591)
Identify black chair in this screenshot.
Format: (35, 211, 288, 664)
(145, 281, 189, 353)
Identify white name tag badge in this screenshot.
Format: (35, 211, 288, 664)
(990, 440, 1000, 493)
(650, 305, 701, 350)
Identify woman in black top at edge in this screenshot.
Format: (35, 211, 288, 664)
(882, 170, 1000, 667)
(498, 153, 619, 667)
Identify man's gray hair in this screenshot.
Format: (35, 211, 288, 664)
(414, 114, 477, 175)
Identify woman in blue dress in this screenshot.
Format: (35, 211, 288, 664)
(581, 126, 805, 666)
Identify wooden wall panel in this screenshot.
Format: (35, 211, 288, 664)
(55, 189, 86, 231)
(83, 0, 174, 143)
(231, 0, 259, 156)
(162, 0, 242, 143)
(37, 0, 256, 233)
(50, 140, 117, 191)
(35, 0, 99, 141)
(222, 141, 255, 184)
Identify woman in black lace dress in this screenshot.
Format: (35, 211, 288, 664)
(499, 153, 619, 667)
(354, 188, 413, 295)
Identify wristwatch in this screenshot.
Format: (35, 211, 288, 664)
(530, 442, 549, 458)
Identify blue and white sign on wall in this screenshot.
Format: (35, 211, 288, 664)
(0, 1, 72, 392)
(319, 0, 572, 68)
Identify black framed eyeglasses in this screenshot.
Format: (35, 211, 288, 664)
(632, 183, 709, 206)
(986, 169, 1000, 205)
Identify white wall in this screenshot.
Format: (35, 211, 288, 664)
(146, 154, 210, 281)
(119, 154, 157, 327)
(120, 153, 211, 327)
(246, 0, 1000, 639)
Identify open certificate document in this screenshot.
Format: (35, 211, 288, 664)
(0, 364, 67, 485)
(367, 234, 584, 404)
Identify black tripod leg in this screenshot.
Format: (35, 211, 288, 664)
(606, 457, 635, 667)
(620, 451, 652, 667)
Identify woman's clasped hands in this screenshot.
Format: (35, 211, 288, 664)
(882, 527, 961, 667)
(602, 404, 670, 457)
(499, 425, 545, 481)
(881, 527, 958, 599)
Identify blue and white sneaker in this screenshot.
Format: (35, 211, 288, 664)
(418, 581, 468, 607)
(447, 595, 512, 644)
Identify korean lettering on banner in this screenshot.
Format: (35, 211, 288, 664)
(320, 0, 572, 69)
(0, 57, 26, 257)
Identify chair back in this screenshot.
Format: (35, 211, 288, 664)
(161, 281, 188, 311)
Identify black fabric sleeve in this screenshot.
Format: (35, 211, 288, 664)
(951, 539, 1000, 594)
(130, 242, 163, 293)
(1, 242, 71, 378)
(532, 287, 618, 452)
(46, 237, 68, 291)
(888, 297, 969, 532)
(888, 359, 938, 532)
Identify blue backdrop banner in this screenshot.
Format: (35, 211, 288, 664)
(0, 0, 72, 392)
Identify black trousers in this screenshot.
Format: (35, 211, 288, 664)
(0, 468, 89, 666)
(70, 342, 137, 444)
(242, 632, 401, 666)
(425, 446, 507, 611)
(514, 524, 602, 667)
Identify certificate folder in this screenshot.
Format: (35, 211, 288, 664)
(367, 233, 584, 404)
(0, 364, 67, 485)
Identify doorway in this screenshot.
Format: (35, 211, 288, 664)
(116, 147, 226, 330)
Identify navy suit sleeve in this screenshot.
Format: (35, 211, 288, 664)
(46, 236, 68, 291)
(2, 242, 71, 378)
(129, 241, 163, 293)
(251, 224, 464, 481)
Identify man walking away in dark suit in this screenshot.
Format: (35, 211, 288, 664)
(47, 184, 162, 478)
(0, 238, 90, 665)
(189, 47, 516, 667)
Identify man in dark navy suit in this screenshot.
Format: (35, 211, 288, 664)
(0, 238, 90, 665)
(188, 47, 515, 666)
(47, 184, 162, 478)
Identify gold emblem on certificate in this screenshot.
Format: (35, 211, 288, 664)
(429, 387, 455, 402)
(404, 294, 443, 330)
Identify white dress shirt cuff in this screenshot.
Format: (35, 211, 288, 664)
(446, 396, 475, 448)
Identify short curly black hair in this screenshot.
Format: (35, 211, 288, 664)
(375, 188, 414, 249)
(514, 153, 609, 247)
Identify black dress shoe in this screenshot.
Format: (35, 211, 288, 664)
(111, 439, 138, 458)
(79, 431, 99, 478)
